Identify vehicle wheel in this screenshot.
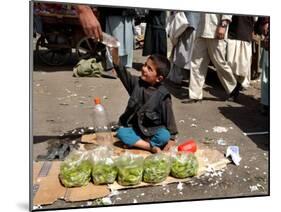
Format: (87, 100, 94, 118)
(76, 36, 105, 62)
(36, 34, 72, 66)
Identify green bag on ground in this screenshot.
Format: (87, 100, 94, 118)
(116, 153, 144, 186)
(143, 153, 171, 183)
(91, 146, 117, 185)
(59, 150, 92, 187)
(170, 152, 199, 179)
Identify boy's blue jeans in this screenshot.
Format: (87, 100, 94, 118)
(116, 127, 171, 148)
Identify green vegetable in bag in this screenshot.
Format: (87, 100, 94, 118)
(170, 153, 198, 179)
(91, 146, 117, 185)
(92, 162, 118, 185)
(59, 151, 92, 187)
(116, 153, 144, 186)
(143, 153, 170, 183)
(59, 152, 92, 188)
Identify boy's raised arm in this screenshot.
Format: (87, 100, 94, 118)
(111, 47, 138, 95)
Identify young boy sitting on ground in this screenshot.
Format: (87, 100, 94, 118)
(111, 48, 178, 153)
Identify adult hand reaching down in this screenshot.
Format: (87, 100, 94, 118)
(76, 5, 103, 41)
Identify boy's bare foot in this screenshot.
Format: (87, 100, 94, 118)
(163, 140, 176, 151)
(151, 146, 161, 153)
(123, 144, 130, 149)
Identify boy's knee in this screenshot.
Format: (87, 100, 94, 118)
(116, 127, 140, 147)
(116, 127, 128, 139)
(151, 128, 171, 147)
(156, 128, 171, 142)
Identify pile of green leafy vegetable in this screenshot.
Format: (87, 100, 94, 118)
(92, 162, 118, 185)
(59, 155, 92, 187)
(143, 153, 170, 183)
(116, 154, 144, 186)
(170, 153, 199, 179)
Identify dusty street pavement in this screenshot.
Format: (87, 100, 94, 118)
(32, 41, 269, 210)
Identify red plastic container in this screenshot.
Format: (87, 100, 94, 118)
(177, 139, 197, 153)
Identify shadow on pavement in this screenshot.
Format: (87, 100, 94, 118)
(33, 50, 79, 72)
(33, 135, 60, 144)
(164, 67, 269, 150)
(164, 79, 189, 100)
(205, 68, 269, 150)
(218, 105, 269, 151)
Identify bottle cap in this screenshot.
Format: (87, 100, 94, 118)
(177, 139, 197, 153)
(94, 97, 101, 105)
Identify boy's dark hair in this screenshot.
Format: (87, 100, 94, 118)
(148, 54, 171, 78)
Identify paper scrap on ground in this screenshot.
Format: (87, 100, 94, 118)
(226, 146, 241, 166)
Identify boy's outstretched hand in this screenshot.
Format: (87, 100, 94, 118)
(163, 140, 176, 152)
(111, 47, 120, 66)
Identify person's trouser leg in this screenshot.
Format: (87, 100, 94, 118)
(207, 39, 237, 94)
(150, 128, 171, 148)
(189, 38, 210, 100)
(116, 127, 141, 147)
(227, 39, 252, 89)
(240, 41, 252, 89)
(260, 49, 269, 106)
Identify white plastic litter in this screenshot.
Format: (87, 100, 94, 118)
(213, 126, 228, 133)
(226, 146, 241, 166)
(109, 189, 120, 197)
(33, 205, 42, 210)
(86, 201, 93, 206)
(249, 185, 259, 192)
(177, 182, 183, 191)
(217, 138, 226, 145)
(101, 197, 112, 205)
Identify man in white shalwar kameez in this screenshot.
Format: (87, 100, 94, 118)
(186, 13, 239, 103)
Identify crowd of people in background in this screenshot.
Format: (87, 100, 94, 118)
(34, 3, 270, 115)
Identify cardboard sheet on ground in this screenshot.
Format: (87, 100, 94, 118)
(81, 134, 231, 190)
(32, 161, 110, 206)
(32, 134, 230, 206)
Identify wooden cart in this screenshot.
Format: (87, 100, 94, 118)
(35, 12, 105, 66)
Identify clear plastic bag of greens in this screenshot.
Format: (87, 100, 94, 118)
(116, 152, 144, 186)
(143, 153, 171, 183)
(91, 146, 117, 185)
(59, 150, 92, 187)
(170, 152, 199, 179)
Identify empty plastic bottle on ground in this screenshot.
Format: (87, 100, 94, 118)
(92, 97, 113, 147)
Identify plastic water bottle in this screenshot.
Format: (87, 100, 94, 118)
(101, 32, 120, 48)
(92, 97, 113, 146)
